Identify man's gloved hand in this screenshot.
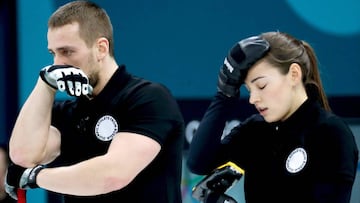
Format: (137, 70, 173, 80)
(40, 65, 93, 97)
(4, 163, 45, 200)
(217, 35, 270, 97)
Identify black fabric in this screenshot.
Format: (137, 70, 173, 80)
(50, 65, 185, 203)
(4, 164, 43, 190)
(187, 92, 240, 174)
(0, 195, 16, 203)
(187, 94, 358, 203)
(5, 163, 24, 189)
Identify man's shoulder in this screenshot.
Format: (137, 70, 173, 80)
(125, 76, 174, 100)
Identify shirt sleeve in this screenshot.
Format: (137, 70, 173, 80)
(120, 82, 184, 147)
(186, 92, 240, 175)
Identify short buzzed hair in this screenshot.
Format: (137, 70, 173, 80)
(48, 1, 114, 56)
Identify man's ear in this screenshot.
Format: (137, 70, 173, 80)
(96, 37, 109, 61)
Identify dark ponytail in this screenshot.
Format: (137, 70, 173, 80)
(301, 41, 331, 111)
(261, 31, 331, 111)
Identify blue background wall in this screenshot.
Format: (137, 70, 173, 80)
(0, 1, 18, 146)
(17, 0, 360, 103)
(0, 0, 359, 202)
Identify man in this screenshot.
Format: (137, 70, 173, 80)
(5, 1, 184, 203)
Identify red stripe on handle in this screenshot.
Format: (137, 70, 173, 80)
(17, 189, 26, 203)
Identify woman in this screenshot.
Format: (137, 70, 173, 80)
(187, 31, 358, 203)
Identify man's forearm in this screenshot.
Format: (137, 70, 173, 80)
(10, 78, 57, 166)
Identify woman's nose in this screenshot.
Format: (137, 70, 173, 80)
(249, 91, 260, 104)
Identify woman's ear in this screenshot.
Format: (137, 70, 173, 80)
(288, 63, 302, 84)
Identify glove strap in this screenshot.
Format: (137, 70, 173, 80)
(39, 69, 58, 90)
(20, 165, 45, 189)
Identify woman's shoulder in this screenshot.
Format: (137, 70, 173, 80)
(314, 110, 356, 145)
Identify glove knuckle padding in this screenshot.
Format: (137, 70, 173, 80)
(40, 64, 92, 96)
(218, 35, 270, 97)
(229, 36, 270, 81)
(239, 36, 270, 67)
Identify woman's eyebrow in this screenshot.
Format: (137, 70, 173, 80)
(250, 76, 265, 83)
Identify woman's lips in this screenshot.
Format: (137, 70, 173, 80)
(258, 107, 268, 115)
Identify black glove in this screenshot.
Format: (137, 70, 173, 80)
(40, 65, 93, 97)
(217, 35, 270, 97)
(4, 163, 45, 200)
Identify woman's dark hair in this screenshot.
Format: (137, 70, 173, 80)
(260, 31, 331, 111)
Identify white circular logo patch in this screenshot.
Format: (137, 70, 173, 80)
(286, 147, 307, 173)
(95, 115, 118, 141)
